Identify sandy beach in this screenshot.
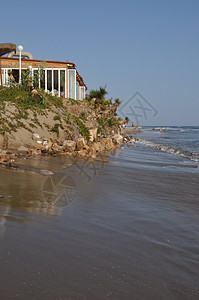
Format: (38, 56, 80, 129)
(0, 128, 199, 299)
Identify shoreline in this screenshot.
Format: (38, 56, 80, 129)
(0, 134, 142, 173)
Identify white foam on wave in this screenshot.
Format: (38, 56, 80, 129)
(133, 138, 199, 163)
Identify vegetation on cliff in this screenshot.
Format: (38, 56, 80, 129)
(0, 84, 123, 150)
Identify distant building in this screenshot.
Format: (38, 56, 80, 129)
(0, 54, 87, 100)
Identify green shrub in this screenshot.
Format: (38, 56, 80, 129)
(53, 114, 61, 121)
(108, 118, 117, 126)
(88, 87, 107, 101)
(81, 111, 86, 119)
(72, 116, 90, 141)
(125, 116, 129, 123)
(51, 123, 60, 137)
(115, 98, 121, 105)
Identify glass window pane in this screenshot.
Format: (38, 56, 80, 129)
(79, 86, 85, 100)
(76, 82, 79, 100)
(40, 70, 45, 90)
(60, 70, 65, 96)
(12, 69, 19, 83)
(47, 70, 52, 91)
(68, 69, 76, 99)
(33, 70, 39, 88)
(54, 70, 58, 93)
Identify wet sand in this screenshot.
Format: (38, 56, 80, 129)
(0, 147, 199, 299)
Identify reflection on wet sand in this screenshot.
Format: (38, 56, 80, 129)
(0, 165, 78, 237)
(0, 151, 199, 299)
(0, 155, 104, 234)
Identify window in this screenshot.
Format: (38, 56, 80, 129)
(60, 70, 65, 96)
(40, 70, 45, 90)
(47, 70, 52, 91)
(54, 70, 58, 93)
(76, 82, 79, 100)
(33, 70, 39, 88)
(68, 69, 76, 99)
(79, 86, 85, 100)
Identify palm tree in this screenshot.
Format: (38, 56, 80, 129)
(88, 86, 108, 101)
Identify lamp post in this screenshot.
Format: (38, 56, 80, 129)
(18, 45, 23, 84)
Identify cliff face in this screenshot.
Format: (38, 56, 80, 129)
(0, 86, 123, 158)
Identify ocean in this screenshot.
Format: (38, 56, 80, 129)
(139, 125, 199, 164)
(0, 126, 198, 299)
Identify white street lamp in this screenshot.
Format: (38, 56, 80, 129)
(18, 45, 23, 84)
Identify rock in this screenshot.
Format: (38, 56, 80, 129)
(0, 157, 7, 163)
(52, 143, 63, 152)
(32, 133, 40, 141)
(85, 121, 93, 129)
(88, 143, 98, 154)
(112, 134, 123, 146)
(0, 150, 8, 156)
(31, 89, 39, 98)
(28, 149, 32, 155)
(77, 150, 87, 157)
(17, 146, 28, 152)
(89, 142, 104, 153)
(40, 170, 54, 176)
(44, 140, 52, 150)
(89, 128, 98, 142)
(87, 146, 96, 157)
(76, 138, 86, 151)
(31, 149, 40, 156)
(102, 137, 114, 151)
(56, 138, 64, 146)
(63, 140, 76, 152)
(99, 141, 105, 152)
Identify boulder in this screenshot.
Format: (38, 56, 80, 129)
(89, 128, 98, 142)
(63, 140, 76, 152)
(31, 89, 39, 98)
(32, 133, 40, 141)
(76, 138, 86, 151)
(87, 146, 96, 157)
(52, 143, 63, 152)
(99, 141, 105, 152)
(43, 140, 52, 151)
(0, 150, 8, 156)
(17, 146, 28, 152)
(89, 142, 104, 153)
(36, 140, 43, 144)
(102, 137, 114, 151)
(77, 149, 87, 157)
(112, 134, 123, 146)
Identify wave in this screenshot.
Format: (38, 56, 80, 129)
(143, 126, 199, 132)
(133, 138, 199, 163)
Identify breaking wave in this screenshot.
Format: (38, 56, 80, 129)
(134, 139, 199, 163)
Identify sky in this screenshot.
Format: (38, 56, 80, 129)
(1, 0, 199, 125)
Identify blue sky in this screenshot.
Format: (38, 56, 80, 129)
(1, 0, 199, 125)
